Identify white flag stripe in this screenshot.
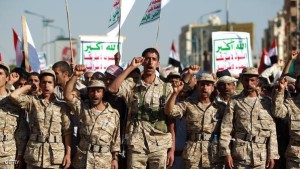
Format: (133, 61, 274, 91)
(107, 0, 136, 36)
(25, 22, 40, 72)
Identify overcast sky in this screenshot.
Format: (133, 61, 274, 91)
(0, 0, 283, 66)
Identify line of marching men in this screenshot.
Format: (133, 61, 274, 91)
(0, 48, 299, 169)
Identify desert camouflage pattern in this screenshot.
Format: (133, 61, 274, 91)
(220, 92, 279, 167)
(0, 96, 21, 168)
(170, 96, 224, 168)
(67, 98, 120, 169)
(116, 77, 173, 168)
(273, 91, 300, 165)
(14, 110, 30, 156)
(127, 149, 167, 169)
(12, 94, 72, 168)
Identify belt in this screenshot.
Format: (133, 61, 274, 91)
(0, 134, 14, 142)
(30, 134, 62, 143)
(79, 141, 110, 153)
(187, 133, 212, 141)
(234, 133, 268, 144)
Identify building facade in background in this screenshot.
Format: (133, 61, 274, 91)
(179, 22, 254, 72)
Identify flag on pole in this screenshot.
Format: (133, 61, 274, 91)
(107, 0, 136, 36)
(168, 41, 182, 72)
(24, 22, 40, 72)
(140, 0, 170, 26)
(13, 29, 24, 67)
(258, 48, 268, 74)
(268, 38, 278, 65)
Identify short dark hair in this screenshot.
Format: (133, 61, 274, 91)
(39, 73, 55, 83)
(142, 48, 160, 60)
(52, 61, 71, 76)
(29, 72, 40, 77)
(0, 66, 9, 77)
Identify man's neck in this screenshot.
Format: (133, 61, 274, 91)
(142, 74, 156, 84)
(199, 97, 211, 104)
(245, 91, 258, 97)
(0, 87, 8, 97)
(219, 94, 230, 102)
(94, 102, 106, 111)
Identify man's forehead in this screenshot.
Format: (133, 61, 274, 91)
(144, 52, 158, 58)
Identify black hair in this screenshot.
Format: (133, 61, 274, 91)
(142, 48, 160, 60)
(29, 72, 40, 77)
(91, 71, 106, 81)
(0, 65, 9, 77)
(52, 61, 71, 77)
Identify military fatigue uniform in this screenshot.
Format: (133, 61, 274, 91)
(220, 92, 279, 168)
(66, 98, 120, 169)
(169, 96, 224, 169)
(12, 94, 72, 168)
(273, 91, 300, 168)
(115, 77, 173, 169)
(0, 96, 22, 169)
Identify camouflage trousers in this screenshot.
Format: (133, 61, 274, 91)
(0, 155, 16, 169)
(286, 159, 300, 169)
(233, 163, 265, 169)
(27, 164, 62, 169)
(184, 159, 223, 169)
(127, 148, 167, 169)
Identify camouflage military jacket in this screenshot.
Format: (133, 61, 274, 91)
(273, 91, 300, 161)
(220, 92, 279, 166)
(67, 98, 120, 168)
(170, 96, 224, 167)
(0, 96, 21, 158)
(115, 77, 173, 153)
(12, 94, 72, 168)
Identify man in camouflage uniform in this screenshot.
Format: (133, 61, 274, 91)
(10, 69, 72, 169)
(165, 70, 224, 169)
(220, 67, 279, 169)
(273, 75, 300, 168)
(108, 48, 173, 169)
(64, 65, 120, 169)
(0, 62, 23, 169)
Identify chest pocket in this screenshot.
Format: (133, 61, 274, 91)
(51, 112, 62, 134)
(97, 117, 116, 145)
(258, 113, 272, 137)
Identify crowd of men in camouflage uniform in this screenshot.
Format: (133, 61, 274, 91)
(0, 47, 300, 169)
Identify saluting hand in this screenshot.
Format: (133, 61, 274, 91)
(74, 65, 87, 77)
(130, 57, 144, 68)
(278, 77, 288, 92)
(188, 65, 201, 75)
(172, 81, 184, 94)
(8, 72, 20, 84)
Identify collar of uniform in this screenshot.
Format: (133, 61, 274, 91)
(138, 76, 160, 87)
(238, 90, 262, 101)
(106, 102, 114, 112)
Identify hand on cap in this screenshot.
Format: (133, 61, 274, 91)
(74, 65, 87, 77)
(188, 65, 201, 75)
(130, 57, 144, 68)
(8, 72, 20, 84)
(172, 81, 184, 94)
